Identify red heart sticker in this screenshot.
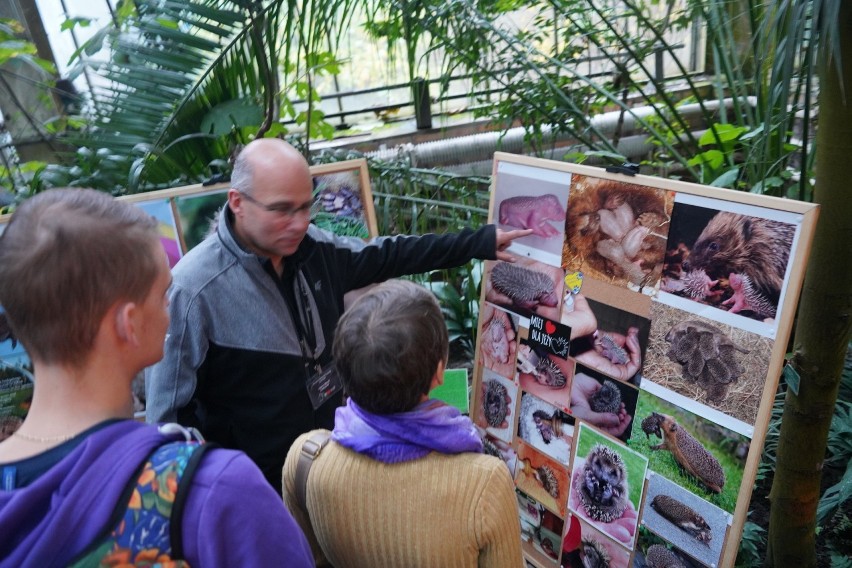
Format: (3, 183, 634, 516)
(545, 321, 556, 335)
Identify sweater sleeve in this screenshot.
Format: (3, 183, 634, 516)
(144, 283, 206, 424)
(340, 225, 498, 291)
(476, 461, 525, 568)
(182, 448, 314, 567)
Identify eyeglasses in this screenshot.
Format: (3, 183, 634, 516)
(239, 192, 313, 219)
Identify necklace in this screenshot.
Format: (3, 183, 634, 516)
(11, 430, 78, 443)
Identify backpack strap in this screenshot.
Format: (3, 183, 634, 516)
(68, 439, 212, 567)
(294, 431, 331, 513)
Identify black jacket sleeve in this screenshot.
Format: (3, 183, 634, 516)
(339, 225, 497, 291)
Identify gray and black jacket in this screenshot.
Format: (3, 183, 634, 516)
(145, 205, 496, 490)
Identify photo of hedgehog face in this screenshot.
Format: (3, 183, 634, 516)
(660, 202, 797, 324)
(644, 301, 772, 425)
(484, 256, 565, 321)
(577, 444, 629, 523)
(568, 424, 648, 547)
(563, 176, 673, 294)
(483, 379, 510, 428)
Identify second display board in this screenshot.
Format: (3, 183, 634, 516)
(471, 152, 818, 568)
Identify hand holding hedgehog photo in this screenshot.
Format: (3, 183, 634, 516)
(486, 259, 563, 320)
(478, 304, 517, 378)
(569, 445, 638, 545)
(572, 327, 642, 383)
(570, 373, 631, 437)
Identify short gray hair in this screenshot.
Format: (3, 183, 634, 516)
(230, 149, 254, 195)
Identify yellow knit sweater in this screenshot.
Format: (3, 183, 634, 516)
(283, 429, 524, 568)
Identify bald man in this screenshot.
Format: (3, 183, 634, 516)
(145, 139, 530, 491)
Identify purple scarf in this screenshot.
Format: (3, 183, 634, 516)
(331, 398, 483, 463)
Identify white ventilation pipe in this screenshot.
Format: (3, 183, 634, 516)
(364, 97, 754, 173)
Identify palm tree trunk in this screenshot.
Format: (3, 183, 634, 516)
(766, 3, 852, 566)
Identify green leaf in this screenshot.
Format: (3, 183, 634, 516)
(562, 151, 588, 164)
(199, 98, 263, 135)
(698, 123, 746, 146)
(60, 17, 92, 32)
(687, 149, 724, 169)
(710, 167, 740, 188)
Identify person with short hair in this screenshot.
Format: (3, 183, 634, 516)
(0, 188, 313, 566)
(145, 138, 531, 492)
(283, 279, 524, 567)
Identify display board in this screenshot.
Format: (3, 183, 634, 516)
(471, 152, 818, 568)
(0, 158, 377, 434)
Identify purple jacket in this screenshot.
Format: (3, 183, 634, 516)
(0, 420, 313, 567)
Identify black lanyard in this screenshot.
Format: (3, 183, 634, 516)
(265, 260, 320, 372)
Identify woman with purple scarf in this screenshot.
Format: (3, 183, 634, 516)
(283, 279, 523, 567)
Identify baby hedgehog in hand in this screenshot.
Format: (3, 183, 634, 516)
(578, 444, 629, 523)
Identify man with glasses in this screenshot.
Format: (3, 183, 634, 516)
(145, 138, 530, 492)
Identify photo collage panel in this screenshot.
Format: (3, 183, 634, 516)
(471, 156, 811, 568)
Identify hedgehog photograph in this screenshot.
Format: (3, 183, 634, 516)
(577, 444, 630, 523)
(515, 441, 570, 517)
(492, 167, 571, 258)
(518, 392, 573, 464)
(570, 367, 639, 443)
(569, 424, 648, 546)
(644, 301, 772, 425)
(517, 341, 573, 411)
(478, 304, 518, 379)
(474, 371, 518, 443)
(567, 297, 652, 386)
(650, 495, 712, 543)
(643, 544, 687, 568)
(562, 515, 632, 568)
(563, 175, 674, 294)
(485, 256, 565, 320)
(628, 391, 747, 516)
(664, 320, 748, 403)
(641, 473, 728, 567)
(660, 202, 796, 323)
(641, 412, 726, 494)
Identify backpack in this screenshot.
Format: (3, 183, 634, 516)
(68, 436, 212, 568)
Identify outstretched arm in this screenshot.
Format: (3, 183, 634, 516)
(495, 228, 534, 261)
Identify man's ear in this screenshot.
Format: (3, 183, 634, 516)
(227, 188, 243, 214)
(114, 302, 139, 346)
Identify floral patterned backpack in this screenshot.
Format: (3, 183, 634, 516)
(68, 436, 211, 568)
